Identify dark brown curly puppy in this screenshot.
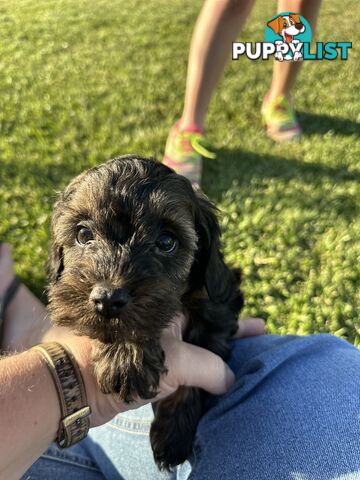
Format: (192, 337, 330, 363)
(48, 155, 243, 470)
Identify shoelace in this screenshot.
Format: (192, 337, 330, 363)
(190, 136, 216, 159)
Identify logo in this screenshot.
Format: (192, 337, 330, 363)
(265, 13, 311, 61)
(232, 12, 352, 61)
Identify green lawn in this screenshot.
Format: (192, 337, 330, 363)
(0, 0, 359, 344)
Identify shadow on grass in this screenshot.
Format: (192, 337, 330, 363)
(297, 111, 360, 136)
(203, 149, 360, 221)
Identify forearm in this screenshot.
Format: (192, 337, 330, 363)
(0, 349, 60, 480)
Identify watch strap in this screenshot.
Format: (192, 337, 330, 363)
(31, 341, 91, 448)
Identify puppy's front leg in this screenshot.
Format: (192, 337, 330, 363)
(150, 386, 203, 471)
(92, 341, 166, 403)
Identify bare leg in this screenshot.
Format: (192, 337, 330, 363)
(0, 244, 63, 352)
(267, 0, 323, 101)
(180, 0, 255, 131)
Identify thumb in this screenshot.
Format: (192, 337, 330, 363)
(168, 341, 235, 395)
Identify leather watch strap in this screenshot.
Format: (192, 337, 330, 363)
(31, 341, 91, 448)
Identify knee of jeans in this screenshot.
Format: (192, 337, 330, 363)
(308, 333, 355, 351)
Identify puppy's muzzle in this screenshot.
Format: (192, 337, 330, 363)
(90, 285, 129, 318)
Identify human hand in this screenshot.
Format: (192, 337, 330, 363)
(51, 315, 265, 427)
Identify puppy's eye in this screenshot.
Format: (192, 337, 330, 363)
(76, 226, 94, 245)
(156, 233, 177, 254)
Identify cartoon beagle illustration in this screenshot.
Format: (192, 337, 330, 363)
(267, 14, 306, 61)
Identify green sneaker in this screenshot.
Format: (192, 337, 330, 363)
(261, 94, 301, 143)
(163, 121, 216, 186)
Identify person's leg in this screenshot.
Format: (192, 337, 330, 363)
(180, 0, 255, 131)
(23, 335, 360, 480)
(86, 404, 173, 480)
(268, 0, 322, 101)
(87, 334, 360, 480)
(163, 0, 254, 186)
(0, 244, 49, 352)
(21, 443, 107, 480)
(262, 0, 322, 142)
(22, 405, 171, 480)
(177, 334, 360, 480)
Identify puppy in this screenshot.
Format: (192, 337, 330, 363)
(48, 155, 243, 470)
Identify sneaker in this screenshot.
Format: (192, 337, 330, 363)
(163, 121, 216, 186)
(261, 94, 301, 142)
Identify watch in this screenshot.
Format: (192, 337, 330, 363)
(31, 341, 91, 448)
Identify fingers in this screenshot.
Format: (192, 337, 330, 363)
(164, 339, 235, 395)
(234, 317, 266, 338)
(165, 314, 265, 341)
(160, 316, 265, 397)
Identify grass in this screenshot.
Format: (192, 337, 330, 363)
(0, 0, 359, 344)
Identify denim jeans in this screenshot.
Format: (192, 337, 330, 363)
(23, 334, 360, 480)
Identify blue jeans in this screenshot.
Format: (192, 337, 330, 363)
(23, 335, 360, 480)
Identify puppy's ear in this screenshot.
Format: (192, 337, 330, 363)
(192, 191, 240, 306)
(47, 194, 65, 283)
(47, 243, 64, 283)
(46, 170, 89, 284)
(267, 16, 282, 34)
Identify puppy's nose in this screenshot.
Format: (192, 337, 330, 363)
(90, 286, 129, 317)
(295, 23, 303, 29)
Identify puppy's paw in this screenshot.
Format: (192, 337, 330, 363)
(151, 421, 193, 471)
(93, 341, 166, 402)
(150, 387, 202, 471)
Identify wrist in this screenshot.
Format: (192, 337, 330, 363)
(31, 341, 91, 447)
(0, 348, 61, 478)
(55, 336, 128, 426)
(26, 348, 62, 439)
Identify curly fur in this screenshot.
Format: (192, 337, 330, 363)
(47, 155, 243, 470)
